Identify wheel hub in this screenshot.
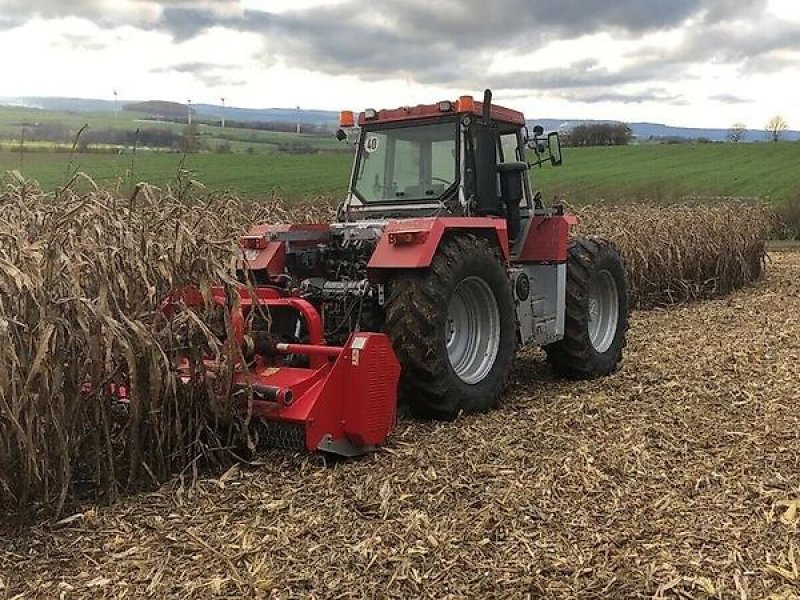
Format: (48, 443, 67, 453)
(446, 276, 500, 385)
(587, 269, 620, 353)
(589, 298, 600, 322)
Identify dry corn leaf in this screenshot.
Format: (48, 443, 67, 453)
(779, 500, 799, 526)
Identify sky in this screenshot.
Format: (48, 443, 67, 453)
(1, 0, 799, 128)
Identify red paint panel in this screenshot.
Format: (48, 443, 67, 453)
(340, 334, 400, 447)
(245, 241, 285, 273)
(241, 223, 330, 276)
(367, 217, 509, 271)
(517, 215, 578, 263)
(249, 333, 399, 451)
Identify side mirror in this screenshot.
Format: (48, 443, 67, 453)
(548, 132, 563, 166)
(533, 125, 544, 137)
(336, 126, 360, 147)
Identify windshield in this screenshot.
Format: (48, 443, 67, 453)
(353, 122, 457, 203)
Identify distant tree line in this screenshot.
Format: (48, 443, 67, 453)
(78, 128, 183, 150)
(135, 116, 330, 135)
(222, 119, 328, 135)
(136, 115, 331, 135)
(563, 123, 633, 147)
(16, 122, 72, 144)
(648, 136, 717, 145)
(16, 122, 184, 150)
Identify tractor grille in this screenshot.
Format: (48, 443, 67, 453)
(255, 419, 306, 452)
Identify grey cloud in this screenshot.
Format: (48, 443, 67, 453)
(2, 0, 791, 101)
(740, 53, 799, 74)
(151, 0, 769, 95)
(554, 90, 688, 105)
(700, 0, 768, 23)
(577, 13, 800, 99)
(150, 61, 247, 88)
(53, 33, 108, 51)
(0, 0, 100, 21)
(709, 93, 750, 104)
(151, 61, 233, 74)
(0, 0, 233, 30)
(0, 16, 24, 30)
(485, 58, 689, 93)
(157, 6, 240, 41)
(195, 73, 248, 87)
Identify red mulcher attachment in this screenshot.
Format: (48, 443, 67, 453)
(167, 287, 401, 456)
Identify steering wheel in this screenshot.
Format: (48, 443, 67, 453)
(431, 177, 450, 185)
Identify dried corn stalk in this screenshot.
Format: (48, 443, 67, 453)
(0, 176, 247, 518)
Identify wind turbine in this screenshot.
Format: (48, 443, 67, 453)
(220, 96, 226, 128)
(187, 98, 192, 126)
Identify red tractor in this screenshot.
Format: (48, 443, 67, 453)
(177, 90, 628, 456)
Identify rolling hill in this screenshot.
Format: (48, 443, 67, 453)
(2, 96, 799, 142)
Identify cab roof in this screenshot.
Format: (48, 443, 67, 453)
(356, 98, 526, 128)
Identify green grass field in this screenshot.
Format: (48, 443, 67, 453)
(1, 104, 798, 204)
(532, 143, 800, 205)
(0, 106, 339, 155)
(3, 142, 798, 205)
(0, 150, 354, 198)
(0, 107, 152, 138)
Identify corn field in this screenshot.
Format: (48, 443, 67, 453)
(0, 176, 772, 520)
(0, 176, 250, 519)
(574, 202, 772, 308)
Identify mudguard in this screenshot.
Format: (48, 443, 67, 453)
(515, 214, 579, 263)
(367, 217, 509, 273)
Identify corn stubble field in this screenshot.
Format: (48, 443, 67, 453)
(1, 175, 798, 598)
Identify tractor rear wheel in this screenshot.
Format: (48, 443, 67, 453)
(544, 237, 628, 378)
(384, 234, 516, 420)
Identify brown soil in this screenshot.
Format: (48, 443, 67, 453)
(2, 252, 798, 599)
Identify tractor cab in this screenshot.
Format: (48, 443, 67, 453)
(337, 89, 562, 242)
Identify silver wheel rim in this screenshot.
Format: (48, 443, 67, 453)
(587, 269, 620, 353)
(446, 276, 500, 384)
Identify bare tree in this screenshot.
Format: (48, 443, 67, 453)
(766, 115, 788, 142)
(728, 122, 747, 143)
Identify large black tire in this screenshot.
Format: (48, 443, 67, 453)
(544, 237, 629, 378)
(384, 234, 516, 420)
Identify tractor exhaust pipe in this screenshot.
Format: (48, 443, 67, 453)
(482, 89, 492, 123)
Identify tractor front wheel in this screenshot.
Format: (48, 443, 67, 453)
(384, 234, 516, 420)
(544, 236, 629, 378)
